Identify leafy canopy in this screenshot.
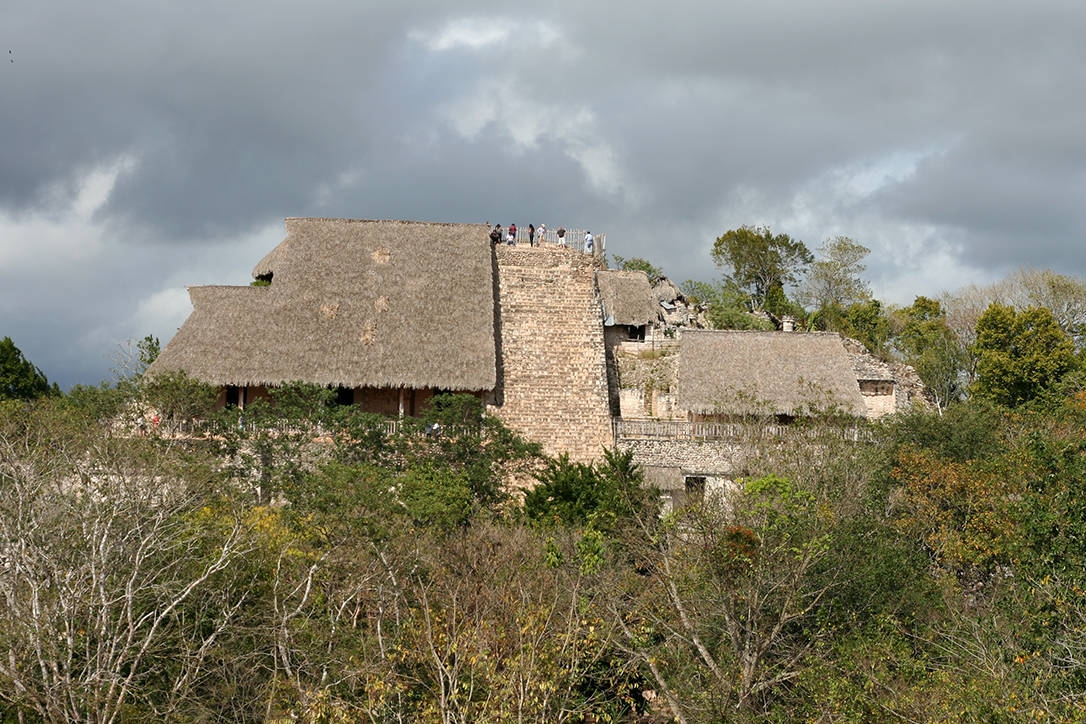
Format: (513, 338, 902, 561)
(523, 448, 653, 532)
(970, 303, 1079, 407)
(681, 279, 775, 330)
(611, 255, 663, 279)
(799, 236, 871, 310)
(0, 336, 57, 400)
(894, 296, 968, 410)
(711, 225, 812, 310)
(812, 299, 893, 355)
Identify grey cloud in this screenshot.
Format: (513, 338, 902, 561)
(4, 0, 1086, 386)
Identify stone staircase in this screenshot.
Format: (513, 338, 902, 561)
(488, 245, 614, 463)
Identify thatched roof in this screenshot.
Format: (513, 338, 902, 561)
(652, 276, 685, 305)
(149, 218, 497, 390)
(676, 330, 866, 416)
(597, 270, 657, 326)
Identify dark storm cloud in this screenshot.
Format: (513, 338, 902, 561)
(3, 0, 1086, 386)
(2, 1, 420, 237)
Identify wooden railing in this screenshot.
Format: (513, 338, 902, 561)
(613, 418, 866, 442)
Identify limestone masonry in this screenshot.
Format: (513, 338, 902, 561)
(487, 245, 614, 461)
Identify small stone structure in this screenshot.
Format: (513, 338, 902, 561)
(841, 336, 930, 416)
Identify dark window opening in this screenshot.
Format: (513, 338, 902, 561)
(628, 325, 646, 341)
(859, 379, 893, 396)
(335, 386, 355, 406)
(684, 476, 706, 506)
(225, 385, 240, 407)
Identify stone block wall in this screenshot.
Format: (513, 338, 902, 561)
(616, 438, 742, 475)
(843, 336, 933, 413)
(858, 380, 896, 418)
(619, 389, 648, 418)
(488, 245, 614, 462)
(632, 446, 739, 516)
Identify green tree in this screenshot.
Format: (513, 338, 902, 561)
(1017, 400, 1086, 585)
(711, 225, 812, 311)
(990, 267, 1086, 346)
(523, 449, 652, 533)
(141, 368, 219, 430)
(941, 268, 1086, 382)
(397, 463, 475, 529)
(680, 279, 775, 330)
(895, 296, 968, 410)
(847, 299, 892, 354)
(627, 474, 838, 718)
(137, 334, 160, 372)
(406, 392, 543, 506)
(798, 236, 871, 310)
(0, 337, 57, 400)
(883, 397, 1086, 720)
(762, 283, 806, 323)
(887, 398, 1003, 464)
(707, 305, 776, 331)
(221, 382, 340, 504)
(970, 303, 1079, 406)
(611, 255, 663, 279)
(680, 279, 719, 306)
(814, 299, 893, 355)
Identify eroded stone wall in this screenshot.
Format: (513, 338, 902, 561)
(616, 438, 741, 475)
(858, 380, 897, 418)
(488, 245, 614, 462)
(625, 442, 738, 515)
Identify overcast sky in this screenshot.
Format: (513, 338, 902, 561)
(3, 0, 1086, 388)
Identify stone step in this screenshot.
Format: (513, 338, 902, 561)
(487, 250, 614, 463)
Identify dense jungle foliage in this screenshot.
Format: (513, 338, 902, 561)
(4, 372, 1086, 724)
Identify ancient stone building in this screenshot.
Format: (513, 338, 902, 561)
(149, 218, 615, 463)
(150, 217, 928, 472)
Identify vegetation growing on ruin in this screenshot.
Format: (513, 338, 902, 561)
(7, 240, 1086, 721)
(4, 368, 1086, 722)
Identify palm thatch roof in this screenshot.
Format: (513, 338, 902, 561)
(597, 270, 657, 326)
(149, 218, 497, 390)
(652, 276, 685, 305)
(676, 330, 866, 416)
